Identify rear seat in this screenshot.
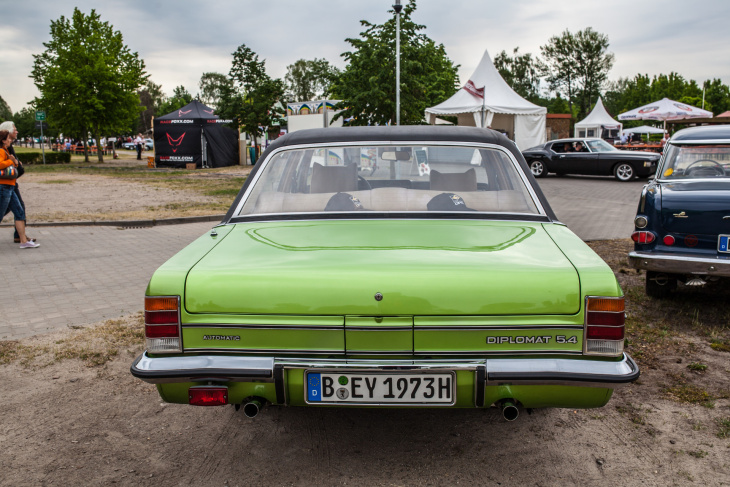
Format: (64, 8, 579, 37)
(251, 188, 533, 214)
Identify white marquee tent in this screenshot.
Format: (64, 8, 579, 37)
(425, 49, 546, 150)
(574, 97, 621, 138)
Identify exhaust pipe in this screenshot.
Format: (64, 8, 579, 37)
(242, 398, 265, 418)
(500, 400, 519, 421)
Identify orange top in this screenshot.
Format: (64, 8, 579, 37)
(0, 148, 17, 186)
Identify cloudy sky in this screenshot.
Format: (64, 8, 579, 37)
(2, 0, 729, 113)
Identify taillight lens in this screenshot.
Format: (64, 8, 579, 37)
(585, 296, 625, 356)
(631, 231, 655, 244)
(663, 235, 675, 246)
(144, 296, 181, 353)
(189, 386, 228, 406)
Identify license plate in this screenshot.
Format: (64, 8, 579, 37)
(305, 371, 455, 405)
(719, 235, 730, 253)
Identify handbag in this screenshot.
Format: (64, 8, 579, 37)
(0, 165, 18, 179)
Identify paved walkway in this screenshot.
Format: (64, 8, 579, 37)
(0, 175, 645, 340)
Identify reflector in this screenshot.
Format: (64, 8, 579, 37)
(587, 311, 625, 327)
(631, 231, 655, 244)
(145, 324, 180, 338)
(145, 310, 179, 324)
(189, 387, 228, 406)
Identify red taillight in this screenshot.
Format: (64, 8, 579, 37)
(663, 235, 675, 246)
(189, 386, 228, 406)
(145, 295, 181, 353)
(145, 324, 180, 338)
(631, 231, 656, 244)
(585, 297, 625, 356)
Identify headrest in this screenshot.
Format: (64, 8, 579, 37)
(427, 193, 475, 212)
(311, 163, 358, 193)
(324, 192, 367, 212)
(430, 168, 477, 191)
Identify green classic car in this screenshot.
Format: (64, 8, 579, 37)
(131, 126, 638, 420)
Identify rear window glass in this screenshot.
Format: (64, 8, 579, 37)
(660, 145, 730, 179)
(237, 144, 539, 216)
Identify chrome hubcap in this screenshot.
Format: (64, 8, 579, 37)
(530, 161, 543, 175)
(617, 165, 632, 180)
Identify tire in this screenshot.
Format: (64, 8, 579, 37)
(614, 163, 635, 181)
(645, 271, 677, 298)
(529, 159, 547, 178)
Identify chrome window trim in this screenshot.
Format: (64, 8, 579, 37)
(668, 139, 730, 145)
(231, 140, 547, 218)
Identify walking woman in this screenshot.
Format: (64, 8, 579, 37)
(0, 130, 39, 248)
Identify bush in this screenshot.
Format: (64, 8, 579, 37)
(18, 152, 71, 164)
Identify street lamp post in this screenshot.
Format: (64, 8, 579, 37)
(394, 0, 402, 126)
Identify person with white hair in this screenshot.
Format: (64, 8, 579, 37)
(0, 120, 36, 245)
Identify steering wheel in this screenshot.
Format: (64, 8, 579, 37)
(684, 159, 725, 177)
(357, 175, 372, 190)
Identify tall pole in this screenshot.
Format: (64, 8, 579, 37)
(394, 1, 402, 126)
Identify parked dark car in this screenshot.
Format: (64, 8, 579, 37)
(628, 125, 730, 297)
(522, 138, 660, 181)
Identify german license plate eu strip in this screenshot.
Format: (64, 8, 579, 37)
(305, 371, 456, 405)
(718, 234, 730, 253)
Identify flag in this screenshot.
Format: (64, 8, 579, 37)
(464, 80, 484, 99)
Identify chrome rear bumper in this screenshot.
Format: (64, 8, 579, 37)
(131, 352, 639, 389)
(629, 251, 730, 276)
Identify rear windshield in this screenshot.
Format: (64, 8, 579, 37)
(236, 144, 540, 216)
(660, 145, 730, 179)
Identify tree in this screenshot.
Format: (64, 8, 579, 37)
(198, 72, 233, 109)
(493, 48, 543, 102)
(220, 44, 284, 158)
(157, 85, 194, 115)
(285, 59, 340, 102)
(136, 79, 164, 133)
(0, 95, 11, 122)
(330, 0, 459, 126)
(31, 8, 146, 162)
(704, 78, 730, 115)
(541, 28, 614, 119)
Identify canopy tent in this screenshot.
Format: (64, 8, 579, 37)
(574, 97, 621, 139)
(425, 49, 546, 150)
(153, 100, 239, 168)
(618, 98, 713, 131)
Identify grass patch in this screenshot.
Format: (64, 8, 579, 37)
(687, 449, 708, 458)
(687, 362, 708, 372)
(717, 418, 730, 439)
(0, 315, 144, 368)
(39, 179, 74, 184)
(710, 339, 730, 352)
(665, 383, 715, 407)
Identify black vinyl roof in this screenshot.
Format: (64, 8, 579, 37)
(671, 124, 730, 142)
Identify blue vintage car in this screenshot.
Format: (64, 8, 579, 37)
(628, 125, 730, 297)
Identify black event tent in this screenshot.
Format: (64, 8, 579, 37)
(153, 100, 238, 168)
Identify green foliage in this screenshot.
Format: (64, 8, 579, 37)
(219, 44, 284, 154)
(198, 72, 233, 109)
(0, 94, 11, 121)
(31, 8, 147, 162)
(16, 151, 71, 164)
(285, 59, 341, 102)
(12, 108, 37, 138)
(330, 0, 459, 126)
(494, 48, 543, 103)
(541, 28, 614, 120)
(157, 85, 193, 115)
(136, 80, 164, 133)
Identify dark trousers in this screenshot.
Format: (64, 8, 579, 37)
(136, 144, 142, 160)
(3, 184, 25, 239)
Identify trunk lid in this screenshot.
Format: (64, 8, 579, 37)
(659, 181, 730, 244)
(184, 220, 580, 316)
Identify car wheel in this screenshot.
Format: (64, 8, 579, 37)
(614, 163, 635, 181)
(529, 160, 546, 178)
(645, 271, 677, 298)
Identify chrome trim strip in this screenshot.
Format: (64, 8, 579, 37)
(346, 326, 412, 331)
(669, 139, 730, 145)
(231, 140, 547, 218)
(629, 251, 730, 276)
(183, 348, 346, 355)
(413, 350, 582, 356)
(183, 324, 343, 330)
(414, 325, 583, 331)
(131, 352, 639, 388)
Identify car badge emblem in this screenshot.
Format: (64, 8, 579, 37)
(374, 292, 383, 301)
(673, 211, 688, 218)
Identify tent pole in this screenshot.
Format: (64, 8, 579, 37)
(481, 92, 486, 128)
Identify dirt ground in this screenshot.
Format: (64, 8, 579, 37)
(1, 240, 729, 486)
